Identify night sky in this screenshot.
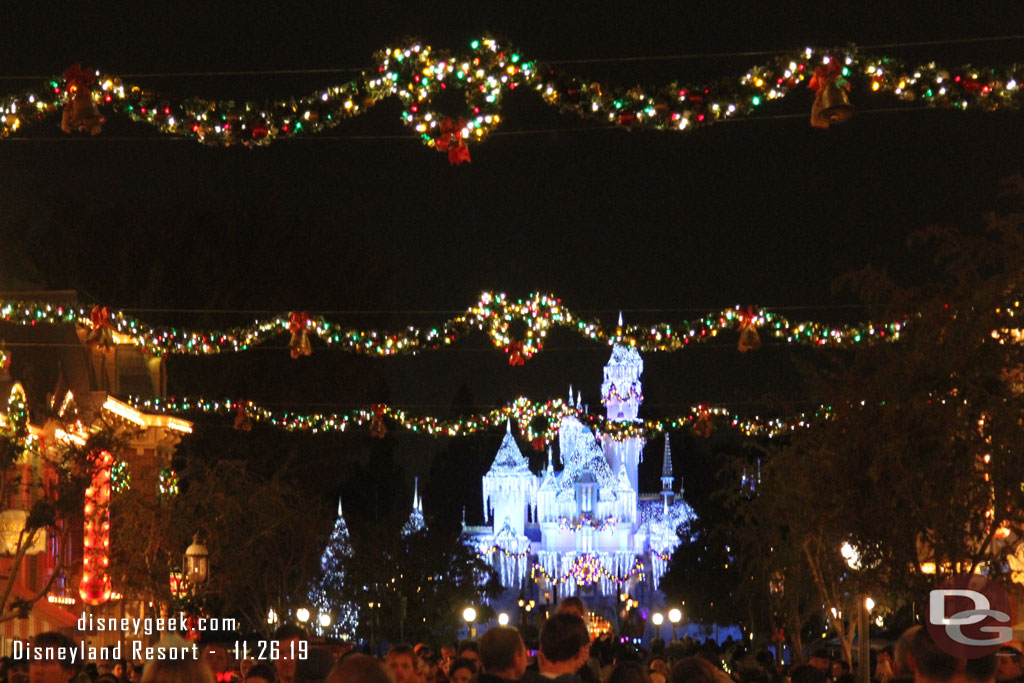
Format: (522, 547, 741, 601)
(1, 2, 1023, 527)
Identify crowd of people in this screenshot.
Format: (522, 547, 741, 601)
(3, 601, 1021, 683)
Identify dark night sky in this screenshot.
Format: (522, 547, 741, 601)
(1, 1, 1023, 525)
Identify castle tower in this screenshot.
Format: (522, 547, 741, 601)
(482, 420, 538, 536)
(600, 343, 646, 496)
(661, 434, 674, 514)
(402, 477, 425, 535)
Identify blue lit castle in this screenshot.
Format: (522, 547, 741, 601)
(463, 344, 694, 602)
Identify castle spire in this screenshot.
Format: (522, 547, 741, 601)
(661, 435, 674, 513)
(337, 495, 344, 518)
(506, 417, 512, 434)
(568, 385, 575, 408)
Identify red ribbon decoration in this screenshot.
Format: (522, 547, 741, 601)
(808, 61, 843, 93)
(62, 63, 96, 91)
(507, 340, 526, 366)
(90, 305, 111, 330)
(233, 403, 252, 432)
(436, 117, 471, 165)
(737, 306, 761, 353)
(370, 404, 387, 438)
(530, 436, 545, 452)
(288, 311, 309, 334)
(288, 311, 313, 358)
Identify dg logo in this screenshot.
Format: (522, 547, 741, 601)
(926, 574, 1013, 658)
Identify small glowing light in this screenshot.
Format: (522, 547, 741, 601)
(498, 613, 509, 626)
(668, 608, 682, 624)
(296, 608, 310, 623)
(652, 612, 664, 625)
(463, 606, 477, 623)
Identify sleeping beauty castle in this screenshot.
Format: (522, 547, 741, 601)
(461, 343, 694, 608)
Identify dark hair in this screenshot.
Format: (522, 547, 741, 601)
(273, 624, 309, 641)
(245, 662, 278, 681)
(965, 653, 998, 683)
(457, 640, 480, 656)
(327, 654, 392, 683)
(669, 657, 719, 683)
(610, 661, 649, 683)
(479, 627, 523, 673)
(540, 613, 590, 664)
(558, 597, 587, 616)
(909, 626, 960, 681)
(29, 632, 77, 670)
(387, 644, 417, 663)
(789, 665, 828, 683)
(449, 657, 479, 678)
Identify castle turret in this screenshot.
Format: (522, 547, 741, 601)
(601, 343, 646, 497)
(661, 435, 674, 514)
(403, 477, 425, 535)
(482, 420, 538, 536)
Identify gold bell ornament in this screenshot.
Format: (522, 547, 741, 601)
(61, 64, 105, 135)
(809, 61, 854, 129)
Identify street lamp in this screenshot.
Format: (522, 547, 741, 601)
(842, 544, 870, 683)
(652, 612, 664, 641)
(184, 534, 209, 593)
(319, 613, 331, 630)
(463, 607, 477, 637)
(668, 608, 682, 640)
(296, 608, 310, 624)
(498, 613, 509, 626)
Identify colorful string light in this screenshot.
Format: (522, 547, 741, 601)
(0, 293, 909, 358)
(530, 554, 645, 586)
(557, 513, 617, 533)
(128, 395, 826, 439)
(477, 544, 532, 559)
(2, 38, 1023, 151)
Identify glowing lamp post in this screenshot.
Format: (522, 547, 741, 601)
(463, 606, 477, 638)
(296, 608, 310, 624)
(652, 612, 664, 641)
(668, 608, 682, 641)
(184, 534, 209, 590)
(498, 613, 510, 626)
(842, 543, 870, 683)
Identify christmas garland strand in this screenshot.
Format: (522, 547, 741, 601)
(2, 37, 1022, 157)
(127, 394, 826, 440)
(0, 293, 909, 359)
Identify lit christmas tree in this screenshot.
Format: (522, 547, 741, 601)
(310, 497, 358, 637)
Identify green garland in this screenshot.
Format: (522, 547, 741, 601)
(0, 293, 909, 358)
(1, 37, 1022, 154)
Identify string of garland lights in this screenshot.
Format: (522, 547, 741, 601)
(1, 37, 1023, 158)
(557, 514, 617, 533)
(127, 394, 827, 440)
(530, 555, 646, 587)
(0, 293, 911, 359)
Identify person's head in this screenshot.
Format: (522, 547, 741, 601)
(273, 624, 309, 683)
(894, 626, 923, 676)
(296, 647, 336, 683)
(669, 656, 720, 683)
(609, 661, 650, 683)
(479, 627, 528, 679)
(448, 658, 477, 683)
(457, 641, 481, 672)
(808, 650, 831, 674)
(245, 662, 278, 683)
(141, 654, 215, 683)
(966, 653, 998, 683)
(557, 597, 587, 619)
(539, 613, 591, 674)
(649, 657, 667, 675)
(908, 627, 961, 683)
(996, 641, 1024, 683)
(789, 665, 828, 683)
(388, 644, 419, 683)
(28, 631, 77, 683)
(202, 644, 230, 674)
(326, 654, 392, 683)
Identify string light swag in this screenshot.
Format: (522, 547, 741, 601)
(1, 39, 1022, 154)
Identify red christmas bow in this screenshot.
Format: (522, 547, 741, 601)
(63, 63, 96, 91)
(437, 117, 471, 165)
(288, 311, 309, 334)
(370, 404, 387, 438)
(808, 61, 843, 93)
(90, 305, 111, 330)
(737, 306, 761, 353)
(507, 340, 526, 366)
(233, 403, 252, 432)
